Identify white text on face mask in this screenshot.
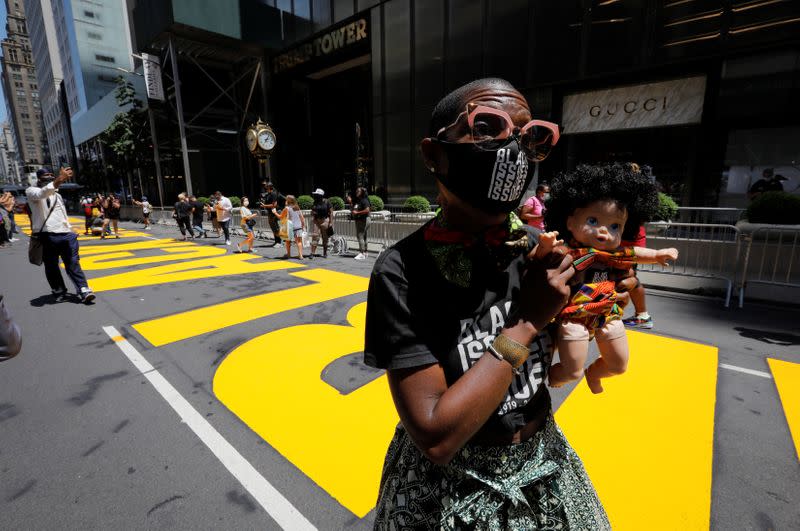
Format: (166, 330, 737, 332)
(488, 148, 528, 202)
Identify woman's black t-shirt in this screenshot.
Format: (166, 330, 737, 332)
(312, 199, 331, 220)
(174, 201, 191, 219)
(364, 223, 553, 435)
(352, 196, 370, 220)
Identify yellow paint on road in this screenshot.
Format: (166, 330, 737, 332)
(111, 335, 124, 342)
(80, 239, 187, 256)
(767, 358, 800, 461)
(80, 245, 226, 270)
(214, 302, 398, 518)
(555, 331, 718, 530)
(133, 268, 369, 346)
(87, 253, 303, 293)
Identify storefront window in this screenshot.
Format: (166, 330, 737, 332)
(720, 127, 800, 208)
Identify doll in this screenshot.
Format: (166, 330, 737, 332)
(541, 163, 678, 394)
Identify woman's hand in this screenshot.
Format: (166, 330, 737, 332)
(517, 248, 574, 330)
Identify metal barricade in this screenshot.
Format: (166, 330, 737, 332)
(739, 226, 800, 307)
(640, 222, 742, 307)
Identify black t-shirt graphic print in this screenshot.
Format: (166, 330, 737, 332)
(364, 223, 552, 435)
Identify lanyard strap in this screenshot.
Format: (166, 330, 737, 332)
(37, 196, 59, 233)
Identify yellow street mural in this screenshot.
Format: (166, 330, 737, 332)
(33, 226, 794, 525)
(214, 302, 398, 518)
(133, 269, 369, 346)
(87, 253, 303, 293)
(80, 245, 226, 270)
(768, 358, 800, 461)
(556, 332, 718, 531)
(80, 239, 188, 255)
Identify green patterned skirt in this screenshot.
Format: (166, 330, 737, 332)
(373, 415, 610, 530)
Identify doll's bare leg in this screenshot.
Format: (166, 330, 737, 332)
(585, 321, 629, 394)
(549, 322, 590, 388)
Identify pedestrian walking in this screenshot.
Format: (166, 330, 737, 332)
(364, 78, 609, 529)
(520, 183, 549, 230)
(81, 195, 94, 234)
(102, 193, 121, 239)
(351, 186, 370, 260)
(273, 195, 304, 259)
(205, 197, 221, 237)
(258, 181, 282, 245)
(189, 195, 206, 238)
(25, 167, 95, 303)
(132, 196, 152, 230)
(236, 196, 257, 253)
(0, 192, 16, 243)
(214, 191, 233, 245)
(173, 193, 194, 240)
(0, 203, 9, 248)
(309, 188, 332, 259)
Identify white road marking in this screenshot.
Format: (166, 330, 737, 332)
(719, 363, 772, 379)
(102, 326, 316, 531)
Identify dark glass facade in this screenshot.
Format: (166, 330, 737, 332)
(133, 0, 800, 206)
(264, 0, 800, 206)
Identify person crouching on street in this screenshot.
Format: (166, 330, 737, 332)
(25, 167, 96, 304)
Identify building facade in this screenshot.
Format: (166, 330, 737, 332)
(51, 0, 136, 142)
(0, 121, 22, 183)
(23, 0, 73, 167)
(266, 0, 800, 207)
(131, 0, 800, 207)
(0, 0, 47, 168)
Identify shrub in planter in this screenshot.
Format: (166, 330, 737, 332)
(655, 192, 678, 221)
(297, 194, 314, 210)
(329, 196, 345, 211)
(229, 196, 241, 207)
(368, 194, 384, 211)
(404, 195, 431, 213)
(197, 196, 209, 205)
(745, 191, 800, 225)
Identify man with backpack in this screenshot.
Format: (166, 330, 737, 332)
(81, 195, 94, 235)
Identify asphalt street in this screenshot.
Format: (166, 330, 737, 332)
(0, 218, 798, 530)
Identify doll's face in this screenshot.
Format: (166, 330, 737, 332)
(566, 199, 627, 250)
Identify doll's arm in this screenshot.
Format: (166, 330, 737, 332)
(533, 231, 566, 258)
(632, 246, 679, 266)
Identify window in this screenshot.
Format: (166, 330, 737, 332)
(14, 82, 23, 88)
(29, 83, 37, 89)
(84, 10, 94, 18)
(16, 90, 25, 97)
(31, 92, 38, 99)
(87, 32, 102, 40)
(98, 74, 117, 83)
(95, 54, 115, 63)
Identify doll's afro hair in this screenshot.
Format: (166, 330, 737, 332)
(544, 162, 660, 243)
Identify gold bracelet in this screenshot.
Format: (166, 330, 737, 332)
(488, 334, 530, 370)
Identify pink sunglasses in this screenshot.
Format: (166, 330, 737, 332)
(436, 103, 561, 161)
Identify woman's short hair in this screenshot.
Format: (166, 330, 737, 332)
(536, 184, 548, 194)
(429, 78, 518, 136)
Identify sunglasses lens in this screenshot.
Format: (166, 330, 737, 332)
(522, 125, 556, 161)
(471, 112, 510, 144)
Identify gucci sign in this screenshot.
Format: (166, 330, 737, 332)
(562, 76, 707, 134)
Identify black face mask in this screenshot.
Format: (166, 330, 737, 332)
(436, 138, 532, 215)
